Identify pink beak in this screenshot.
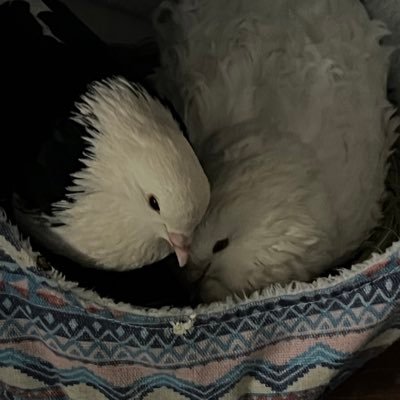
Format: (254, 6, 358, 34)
(168, 232, 191, 267)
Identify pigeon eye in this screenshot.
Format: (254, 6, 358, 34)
(213, 238, 229, 253)
(148, 195, 160, 212)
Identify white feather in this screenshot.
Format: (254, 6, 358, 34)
(153, 0, 398, 302)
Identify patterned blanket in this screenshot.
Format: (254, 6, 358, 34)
(0, 209, 399, 400)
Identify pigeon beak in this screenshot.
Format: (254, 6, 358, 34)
(168, 232, 191, 267)
(174, 247, 190, 268)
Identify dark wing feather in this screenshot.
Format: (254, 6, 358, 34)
(15, 118, 89, 215)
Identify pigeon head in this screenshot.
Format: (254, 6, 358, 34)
(186, 135, 335, 303)
(51, 76, 210, 270)
(185, 185, 268, 303)
(187, 188, 318, 304)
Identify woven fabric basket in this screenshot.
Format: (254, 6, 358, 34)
(0, 210, 399, 400)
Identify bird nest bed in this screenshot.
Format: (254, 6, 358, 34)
(0, 141, 399, 399)
(1, 3, 400, 400)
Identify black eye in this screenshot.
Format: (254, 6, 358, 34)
(148, 195, 160, 212)
(213, 238, 229, 253)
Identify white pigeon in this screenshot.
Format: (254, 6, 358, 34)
(153, 0, 398, 302)
(3, 1, 210, 271)
(14, 77, 210, 270)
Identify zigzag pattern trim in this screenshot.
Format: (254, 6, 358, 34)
(0, 344, 374, 399)
(0, 335, 398, 400)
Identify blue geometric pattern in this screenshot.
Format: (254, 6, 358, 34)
(0, 263, 398, 368)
